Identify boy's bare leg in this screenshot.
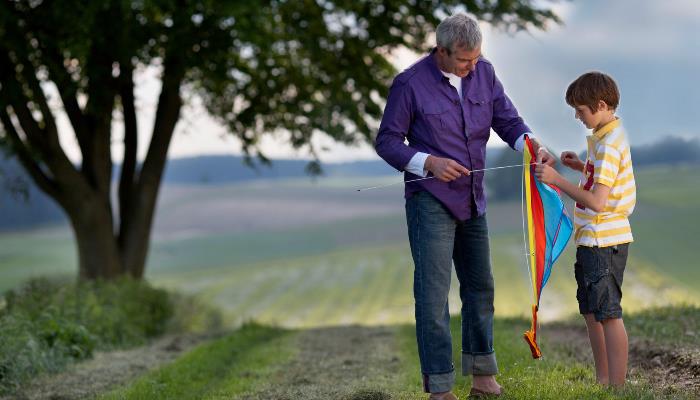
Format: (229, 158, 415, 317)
(583, 314, 609, 384)
(602, 318, 628, 387)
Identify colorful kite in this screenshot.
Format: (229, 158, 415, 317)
(521, 135, 574, 359)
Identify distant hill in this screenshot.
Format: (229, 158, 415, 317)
(158, 156, 397, 184)
(1, 136, 698, 230)
(630, 136, 700, 166)
(0, 155, 400, 231)
(0, 158, 66, 230)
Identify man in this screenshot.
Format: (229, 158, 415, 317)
(375, 13, 553, 399)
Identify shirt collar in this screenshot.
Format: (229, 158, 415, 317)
(591, 118, 620, 141)
(426, 48, 447, 83)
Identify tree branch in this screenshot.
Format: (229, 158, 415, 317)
(0, 53, 50, 155)
(121, 55, 185, 276)
(138, 61, 185, 192)
(0, 106, 60, 200)
(14, 47, 63, 151)
(81, 6, 118, 201)
(43, 45, 90, 153)
(0, 51, 88, 195)
(118, 62, 138, 235)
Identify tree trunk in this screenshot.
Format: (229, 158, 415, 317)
(66, 198, 123, 280)
(0, 13, 184, 282)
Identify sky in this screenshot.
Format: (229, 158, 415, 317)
(55, 0, 700, 163)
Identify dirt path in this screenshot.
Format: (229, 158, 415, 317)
(546, 324, 700, 397)
(5, 333, 217, 400)
(9, 325, 402, 400)
(8, 323, 698, 399)
(240, 325, 402, 400)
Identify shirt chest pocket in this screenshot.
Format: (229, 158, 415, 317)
(422, 102, 450, 137)
(466, 95, 493, 134)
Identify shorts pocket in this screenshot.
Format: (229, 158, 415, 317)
(582, 249, 611, 312)
(580, 248, 609, 283)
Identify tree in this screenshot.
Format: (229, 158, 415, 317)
(0, 0, 560, 280)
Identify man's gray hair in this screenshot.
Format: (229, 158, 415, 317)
(436, 13, 482, 52)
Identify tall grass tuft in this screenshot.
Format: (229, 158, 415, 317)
(0, 276, 220, 395)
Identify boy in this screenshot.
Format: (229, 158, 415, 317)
(535, 71, 635, 387)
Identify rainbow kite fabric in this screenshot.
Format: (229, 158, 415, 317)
(522, 135, 574, 359)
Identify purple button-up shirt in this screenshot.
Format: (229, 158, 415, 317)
(375, 49, 530, 221)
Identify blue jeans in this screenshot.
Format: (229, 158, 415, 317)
(406, 191, 498, 393)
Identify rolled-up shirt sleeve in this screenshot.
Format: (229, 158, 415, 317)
(374, 80, 418, 172)
(513, 133, 534, 152)
(491, 72, 530, 150)
(405, 151, 430, 177)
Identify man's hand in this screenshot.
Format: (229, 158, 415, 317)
(530, 138, 556, 167)
(425, 155, 471, 182)
(534, 164, 561, 186)
(560, 151, 585, 172)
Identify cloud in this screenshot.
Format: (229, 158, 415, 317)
(481, 0, 700, 152)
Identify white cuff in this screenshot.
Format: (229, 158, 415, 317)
(514, 133, 531, 152)
(405, 152, 430, 177)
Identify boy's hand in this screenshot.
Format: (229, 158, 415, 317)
(530, 138, 556, 167)
(534, 164, 560, 186)
(561, 151, 584, 172)
(537, 148, 556, 167)
(425, 155, 471, 182)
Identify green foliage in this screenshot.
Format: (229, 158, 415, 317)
(3, 277, 174, 347)
(0, 277, 218, 395)
(633, 136, 700, 166)
(0, 0, 561, 164)
(166, 291, 224, 334)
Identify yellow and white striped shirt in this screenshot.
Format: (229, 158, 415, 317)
(574, 118, 636, 247)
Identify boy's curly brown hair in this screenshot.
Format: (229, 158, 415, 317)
(565, 72, 619, 112)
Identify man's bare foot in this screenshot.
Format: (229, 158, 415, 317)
(471, 375, 502, 395)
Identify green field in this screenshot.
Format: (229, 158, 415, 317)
(1, 165, 698, 399)
(1, 165, 698, 327)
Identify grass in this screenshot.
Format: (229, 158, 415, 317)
(102, 307, 699, 399)
(147, 229, 698, 329)
(0, 228, 76, 292)
(624, 305, 700, 348)
(1, 165, 698, 397)
(389, 312, 697, 399)
(99, 323, 295, 400)
(0, 277, 211, 396)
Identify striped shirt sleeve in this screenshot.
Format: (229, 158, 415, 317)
(593, 144, 621, 187)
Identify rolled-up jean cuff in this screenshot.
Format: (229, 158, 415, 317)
(422, 370, 455, 393)
(462, 352, 498, 376)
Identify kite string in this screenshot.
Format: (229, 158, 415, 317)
(356, 163, 533, 191)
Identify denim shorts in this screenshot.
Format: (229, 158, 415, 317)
(574, 244, 629, 322)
